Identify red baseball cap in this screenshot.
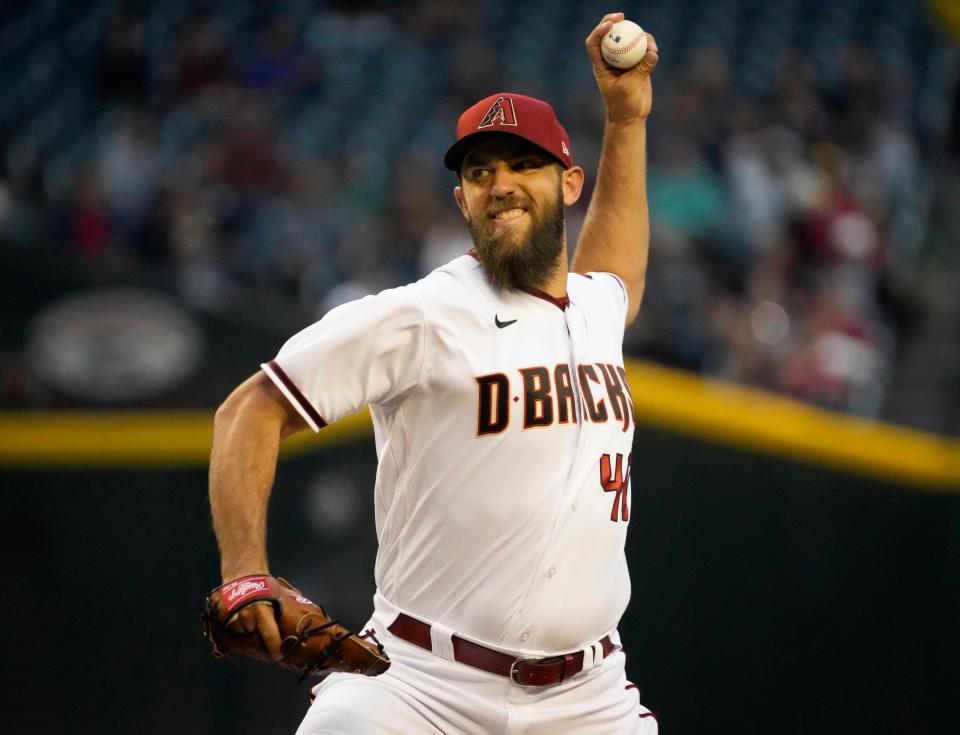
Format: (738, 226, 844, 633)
(443, 92, 574, 172)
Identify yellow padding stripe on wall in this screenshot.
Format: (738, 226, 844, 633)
(0, 407, 370, 467)
(0, 359, 957, 490)
(930, 0, 960, 45)
(625, 362, 959, 491)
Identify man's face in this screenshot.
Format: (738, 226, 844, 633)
(454, 136, 582, 291)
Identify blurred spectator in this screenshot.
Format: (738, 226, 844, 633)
(450, 35, 500, 107)
(648, 135, 728, 248)
(241, 17, 319, 94)
(771, 50, 831, 141)
(400, 1, 475, 40)
(796, 141, 882, 269)
(169, 18, 234, 99)
(166, 184, 218, 266)
(683, 46, 735, 163)
(68, 168, 112, 259)
(380, 155, 443, 284)
(723, 113, 819, 254)
(0, 175, 45, 251)
(275, 163, 344, 303)
(776, 271, 888, 413)
(95, 18, 149, 101)
(211, 96, 287, 197)
(97, 111, 164, 243)
(419, 211, 475, 274)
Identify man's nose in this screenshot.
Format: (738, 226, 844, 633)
(489, 165, 518, 198)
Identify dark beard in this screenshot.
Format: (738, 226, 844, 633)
(468, 187, 565, 292)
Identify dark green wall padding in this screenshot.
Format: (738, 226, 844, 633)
(2, 425, 956, 734)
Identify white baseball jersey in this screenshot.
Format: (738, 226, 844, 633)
(262, 253, 636, 656)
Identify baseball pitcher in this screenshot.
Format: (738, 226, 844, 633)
(206, 13, 659, 733)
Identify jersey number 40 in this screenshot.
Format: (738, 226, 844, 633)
(600, 453, 631, 523)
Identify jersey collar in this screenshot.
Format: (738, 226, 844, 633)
(519, 287, 570, 311)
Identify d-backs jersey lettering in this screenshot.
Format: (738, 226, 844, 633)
(262, 255, 635, 656)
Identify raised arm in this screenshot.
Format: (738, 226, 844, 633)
(571, 12, 659, 325)
(208, 370, 308, 655)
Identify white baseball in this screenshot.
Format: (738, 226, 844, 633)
(600, 20, 648, 69)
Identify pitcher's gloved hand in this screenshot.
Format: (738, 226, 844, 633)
(201, 575, 390, 679)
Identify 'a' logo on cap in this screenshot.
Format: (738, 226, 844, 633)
(478, 97, 518, 129)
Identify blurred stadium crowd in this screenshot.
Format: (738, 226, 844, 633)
(1, 0, 957, 419)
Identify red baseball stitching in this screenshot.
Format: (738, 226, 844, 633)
(604, 33, 644, 55)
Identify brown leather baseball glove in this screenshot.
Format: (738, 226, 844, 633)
(201, 575, 390, 679)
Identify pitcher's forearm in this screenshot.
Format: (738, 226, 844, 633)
(574, 119, 648, 283)
(575, 17, 657, 323)
(209, 402, 283, 582)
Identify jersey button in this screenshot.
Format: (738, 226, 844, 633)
(521, 632, 530, 641)
(571, 501, 579, 511)
(547, 567, 557, 578)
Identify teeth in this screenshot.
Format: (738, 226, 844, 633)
(493, 208, 525, 220)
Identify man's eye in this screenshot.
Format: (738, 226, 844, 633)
(513, 158, 547, 171)
(470, 168, 490, 179)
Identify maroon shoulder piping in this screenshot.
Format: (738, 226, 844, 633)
(266, 360, 327, 428)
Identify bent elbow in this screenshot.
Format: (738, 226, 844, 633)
(214, 373, 296, 436)
(214, 394, 240, 429)
(214, 380, 256, 428)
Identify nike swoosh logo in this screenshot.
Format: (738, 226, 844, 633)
(495, 315, 518, 329)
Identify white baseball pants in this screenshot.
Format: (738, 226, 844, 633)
(295, 620, 657, 734)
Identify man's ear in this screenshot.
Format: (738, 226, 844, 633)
(453, 185, 470, 221)
(562, 166, 585, 206)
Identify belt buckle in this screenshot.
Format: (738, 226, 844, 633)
(509, 657, 543, 687)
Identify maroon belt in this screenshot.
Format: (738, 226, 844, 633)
(387, 613, 617, 687)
